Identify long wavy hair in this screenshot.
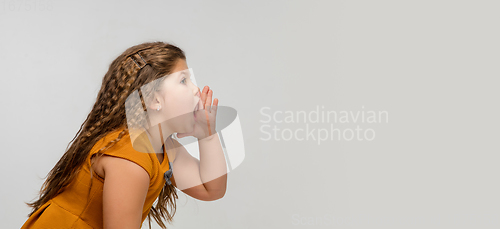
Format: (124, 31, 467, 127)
(25, 41, 186, 229)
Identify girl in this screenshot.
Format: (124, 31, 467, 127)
(22, 41, 227, 229)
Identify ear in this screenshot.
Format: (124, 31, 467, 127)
(148, 91, 163, 111)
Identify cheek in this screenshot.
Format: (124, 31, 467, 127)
(164, 97, 190, 116)
(163, 88, 193, 112)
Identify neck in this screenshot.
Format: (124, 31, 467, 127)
(144, 123, 173, 155)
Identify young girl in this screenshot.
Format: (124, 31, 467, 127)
(22, 41, 227, 229)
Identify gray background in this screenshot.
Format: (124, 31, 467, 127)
(1, 0, 499, 228)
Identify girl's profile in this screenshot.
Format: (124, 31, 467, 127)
(21, 41, 228, 229)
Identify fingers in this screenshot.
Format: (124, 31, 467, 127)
(213, 98, 218, 114)
(206, 89, 213, 111)
(201, 86, 218, 114)
(201, 86, 209, 108)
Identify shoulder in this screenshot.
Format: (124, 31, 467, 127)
(99, 154, 150, 182)
(89, 128, 156, 181)
(91, 151, 153, 183)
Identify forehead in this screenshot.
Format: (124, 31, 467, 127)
(172, 59, 188, 72)
(160, 59, 189, 80)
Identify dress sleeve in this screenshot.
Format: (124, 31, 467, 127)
(89, 130, 155, 180)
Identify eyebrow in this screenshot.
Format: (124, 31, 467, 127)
(177, 71, 187, 78)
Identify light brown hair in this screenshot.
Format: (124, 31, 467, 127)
(25, 41, 186, 229)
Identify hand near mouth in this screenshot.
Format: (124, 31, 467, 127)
(177, 86, 218, 140)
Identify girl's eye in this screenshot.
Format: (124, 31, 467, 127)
(181, 77, 187, 84)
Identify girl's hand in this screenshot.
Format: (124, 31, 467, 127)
(177, 86, 218, 140)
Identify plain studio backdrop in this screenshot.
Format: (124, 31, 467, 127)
(1, 0, 499, 228)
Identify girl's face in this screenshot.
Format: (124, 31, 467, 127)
(154, 59, 201, 133)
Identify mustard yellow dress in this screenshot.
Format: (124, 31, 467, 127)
(21, 128, 172, 229)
